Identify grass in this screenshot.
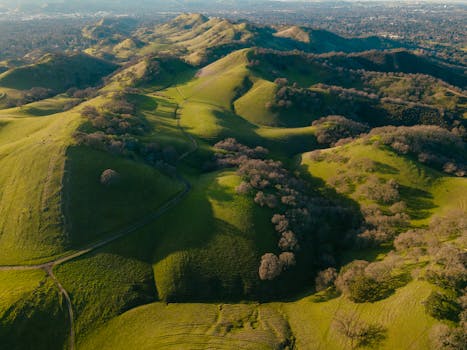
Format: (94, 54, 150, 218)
(283, 280, 437, 350)
(63, 145, 183, 247)
(0, 95, 80, 117)
(55, 249, 156, 341)
(234, 79, 279, 126)
(79, 280, 438, 350)
(131, 94, 191, 153)
(80, 302, 292, 350)
(0, 270, 46, 316)
(0, 273, 68, 350)
(152, 171, 276, 301)
(0, 111, 81, 265)
(0, 53, 117, 92)
(156, 49, 322, 158)
(302, 141, 467, 225)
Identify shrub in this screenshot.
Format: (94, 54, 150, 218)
(100, 169, 121, 186)
(424, 292, 461, 322)
(335, 260, 395, 302)
(358, 176, 400, 204)
(394, 230, 425, 251)
(430, 324, 467, 350)
(278, 231, 300, 252)
(235, 181, 252, 195)
(367, 125, 466, 176)
(258, 253, 282, 281)
(279, 252, 296, 269)
(315, 268, 338, 292)
(347, 275, 393, 303)
(335, 260, 369, 295)
(312, 115, 369, 146)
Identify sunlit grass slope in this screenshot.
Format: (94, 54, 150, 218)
(0, 270, 46, 317)
(158, 49, 319, 155)
(302, 141, 467, 225)
(81, 302, 292, 350)
(284, 281, 437, 350)
(0, 111, 81, 264)
(0, 93, 183, 265)
(80, 280, 437, 350)
(0, 95, 80, 117)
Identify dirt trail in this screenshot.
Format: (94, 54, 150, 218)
(0, 91, 199, 350)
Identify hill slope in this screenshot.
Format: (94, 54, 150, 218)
(0, 53, 118, 92)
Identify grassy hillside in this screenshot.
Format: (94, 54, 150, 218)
(0, 111, 81, 264)
(0, 271, 68, 350)
(0, 270, 46, 316)
(152, 171, 276, 301)
(275, 26, 401, 53)
(55, 248, 156, 342)
(302, 141, 466, 225)
(284, 281, 437, 350)
(79, 280, 437, 350)
(0, 53, 118, 92)
(80, 302, 293, 350)
(1, 15, 465, 350)
(63, 145, 183, 247)
(0, 95, 81, 117)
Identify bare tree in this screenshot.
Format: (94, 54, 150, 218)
(258, 253, 282, 281)
(100, 169, 121, 186)
(332, 311, 386, 349)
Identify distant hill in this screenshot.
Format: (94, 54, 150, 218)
(82, 17, 139, 43)
(87, 14, 406, 65)
(275, 25, 401, 53)
(0, 53, 118, 92)
(150, 14, 405, 64)
(328, 49, 467, 89)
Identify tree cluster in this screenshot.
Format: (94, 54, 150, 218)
(368, 125, 466, 176)
(334, 259, 401, 303)
(76, 94, 178, 176)
(214, 138, 360, 281)
(312, 115, 369, 147)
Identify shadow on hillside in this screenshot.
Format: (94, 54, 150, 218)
(399, 185, 436, 220)
(373, 161, 399, 175)
(128, 93, 158, 111)
(215, 108, 259, 142)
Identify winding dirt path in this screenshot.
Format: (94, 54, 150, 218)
(0, 92, 199, 350)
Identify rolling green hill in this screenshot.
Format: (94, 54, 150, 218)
(0, 53, 118, 92)
(80, 281, 437, 350)
(1, 13, 466, 350)
(152, 171, 276, 301)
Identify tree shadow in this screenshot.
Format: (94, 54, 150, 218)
(309, 288, 341, 303)
(373, 161, 399, 175)
(127, 93, 158, 111)
(399, 185, 437, 220)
